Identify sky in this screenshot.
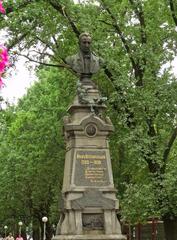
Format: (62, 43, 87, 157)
(1, 57, 37, 104)
(0, 28, 38, 105)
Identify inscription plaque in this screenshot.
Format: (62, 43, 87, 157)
(74, 150, 110, 186)
(82, 213, 104, 230)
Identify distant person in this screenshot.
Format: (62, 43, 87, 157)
(6, 233, 14, 240)
(15, 236, 23, 240)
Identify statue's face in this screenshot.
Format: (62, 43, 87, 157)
(79, 36, 91, 53)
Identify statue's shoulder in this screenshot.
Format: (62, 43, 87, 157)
(91, 51, 99, 59)
(91, 52, 105, 67)
(65, 53, 80, 65)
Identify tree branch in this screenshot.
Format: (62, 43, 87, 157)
(162, 126, 177, 173)
(129, 0, 147, 44)
(168, 0, 177, 26)
(7, 33, 29, 50)
(100, 0, 144, 85)
(36, 36, 55, 53)
(98, 19, 113, 26)
(18, 53, 79, 77)
(52, 36, 60, 50)
(102, 66, 136, 128)
(47, 0, 80, 39)
(34, 36, 68, 63)
(18, 54, 70, 69)
(100, 0, 133, 57)
(29, 49, 56, 61)
(128, 0, 147, 86)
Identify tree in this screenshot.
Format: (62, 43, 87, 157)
(0, 67, 75, 240)
(1, 0, 177, 239)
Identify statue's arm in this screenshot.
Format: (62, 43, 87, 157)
(65, 55, 80, 76)
(65, 55, 74, 67)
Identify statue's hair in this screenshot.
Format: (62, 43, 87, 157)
(79, 32, 92, 41)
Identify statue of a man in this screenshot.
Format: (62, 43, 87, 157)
(65, 32, 103, 82)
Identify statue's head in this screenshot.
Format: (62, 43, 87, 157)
(79, 32, 92, 54)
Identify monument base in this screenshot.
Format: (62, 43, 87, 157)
(55, 75, 127, 240)
(53, 234, 126, 240)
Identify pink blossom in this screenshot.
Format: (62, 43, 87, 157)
(0, 61, 6, 72)
(0, 76, 4, 88)
(0, 45, 8, 63)
(0, 45, 9, 88)
(0, 0, 5, 14)
(0, 1, 7, 88)
(0, 45, 9, 71)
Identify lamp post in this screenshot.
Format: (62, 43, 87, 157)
(18, 221, 23, 236)
(42, 216, 48, 240)
(52, 224, 56, 237)
(4, 225, 8, 238)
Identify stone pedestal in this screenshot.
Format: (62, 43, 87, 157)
(53, 85, 126, 240)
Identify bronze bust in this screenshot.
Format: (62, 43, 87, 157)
(66, 33, 103, 82)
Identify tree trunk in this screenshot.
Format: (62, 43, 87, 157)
(46, 223, 53, 240)
(163, 217, 177, 240)
(32, 218, 41, 240)
(32, 228, 40, 240)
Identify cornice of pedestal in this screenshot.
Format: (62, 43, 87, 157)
(64, 113, 114, 134)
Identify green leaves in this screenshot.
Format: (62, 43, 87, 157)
(0, 68, 75, 233)
(121, 182, 158, 223)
